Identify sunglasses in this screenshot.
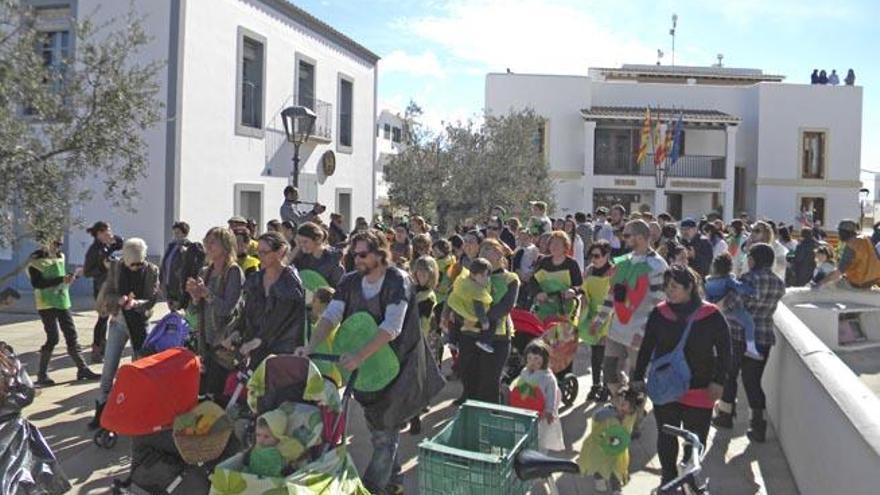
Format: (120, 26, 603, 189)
(354, 250, 372, 259)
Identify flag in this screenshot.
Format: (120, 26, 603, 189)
(653, 110, 666, 165)
(663, 117, 674, 160)
(636, 108, 651, 165)
(669, 112, 684, 165)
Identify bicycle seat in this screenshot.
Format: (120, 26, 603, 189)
(514, 449, 580, 481)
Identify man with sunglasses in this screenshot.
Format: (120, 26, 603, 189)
(297, 230, 443, 495)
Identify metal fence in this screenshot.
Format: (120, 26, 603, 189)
(594, 153, 726, 179)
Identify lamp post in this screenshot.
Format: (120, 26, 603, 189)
(281, 106, 317, 188)
(655, 158, 668, 189)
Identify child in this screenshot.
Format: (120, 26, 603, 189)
(578, 387, 642, 494)
(445, 258, 495, 354)
(310, 287, 342, 386)
(410, 256, 439, 435)
(705, 253, 762, 360)
(812, 245, 836, 284)
(509, 341, 565, 452)
(247, 413, 287, 478)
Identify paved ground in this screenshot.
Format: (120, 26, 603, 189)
(1, 300, 799, 494)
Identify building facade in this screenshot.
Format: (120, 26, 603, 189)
(486, 64, 863, 227)
(374, 109, 405, 211)
(2, 0, 378, 290)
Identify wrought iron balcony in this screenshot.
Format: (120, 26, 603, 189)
(294, 94, 333, 142)
(594, 152, 726, 179)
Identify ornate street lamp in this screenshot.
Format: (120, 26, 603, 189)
(281, 106, 317, 187)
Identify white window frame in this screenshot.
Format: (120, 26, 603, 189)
(798, 127, 829, 180)
(233, 183, 265, 227)
(337, 72, 354, 153)
(294, 52, 317, 111)
(235, 26, 266, 138)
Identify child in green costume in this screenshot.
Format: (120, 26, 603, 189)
(578, 386, 643, 494)
(409, 256, 439, 435)
(445, 258, 494, 354)
(247, 414, 286, 478)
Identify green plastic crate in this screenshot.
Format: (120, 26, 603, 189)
(418, 400, 538, 495)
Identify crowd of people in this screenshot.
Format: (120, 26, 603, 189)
(810, 68, 856, 86)
(21, 187, 880, 494)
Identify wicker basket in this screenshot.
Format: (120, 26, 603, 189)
(173, 418, 232, 464)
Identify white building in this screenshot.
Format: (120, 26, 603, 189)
(4, 0, 378, 283)
(374, 109, 405, 211)
(486, 64, 863, 226)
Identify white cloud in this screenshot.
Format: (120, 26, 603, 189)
(703, 0, 857, 24)
(396, 0, 657, 75)
(379, 49, 446, 78)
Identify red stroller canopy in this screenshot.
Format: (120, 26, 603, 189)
(511, 308, 545, 337)
(101, 348, 200, 436)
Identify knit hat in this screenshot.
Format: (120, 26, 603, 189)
(122, 238, 147, 265)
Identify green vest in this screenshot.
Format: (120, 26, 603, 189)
(30, 255, 71, 311)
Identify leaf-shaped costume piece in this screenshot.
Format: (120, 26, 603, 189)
(334, 312, 400, 392)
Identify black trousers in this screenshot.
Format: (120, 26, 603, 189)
(653, 402, 713, 483)
(92, 315, 109, 348)
(122, 310, 149, 353)
(721, 339, 769, 409)
(38, 308, 80, 352)
(458, 334, 510, 404)
(590, 344, 605, 386)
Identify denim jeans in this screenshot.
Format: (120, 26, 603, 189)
(728, 306, 757, 347)
(362, 428, 402, 494)
(99, 317, 130, 403)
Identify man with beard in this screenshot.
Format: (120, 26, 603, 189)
(296, 230, 444, 494)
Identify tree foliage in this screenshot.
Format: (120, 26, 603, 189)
(384, 102, 554, 232)
(0, 0, 163, 250)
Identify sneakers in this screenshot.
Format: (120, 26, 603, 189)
(745, 342, 764, 361)
(475, 340, 495, 354)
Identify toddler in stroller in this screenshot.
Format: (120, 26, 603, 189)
(210, 354, 368, 495)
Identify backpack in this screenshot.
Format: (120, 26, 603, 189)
(646, 310, 698, 405)
(142, 312, 192, 355)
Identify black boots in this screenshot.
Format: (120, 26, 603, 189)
(88, 400, 106, 430)
(77, 367, 101, 381)
(67, 345, 100, 381)
(747, 409, 767, 443)
(35, 348, 55, 387)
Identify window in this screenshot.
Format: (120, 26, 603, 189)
(41, 30, 70, 90)
(337, 189, 352, 232)
(234, 184, 264, 229)
(236, 27, 266, 137)
(534, 122, 546, 155)
(297, 58, 315, 110)
(594, 128, 639, 173)
(383, 123, 391, 140)
(802, 131, 826, 179)
(392, 126, 402, 144)
(338, 76, 353, 150)
(799, 197, 826, 227)
(376, 124, 380, 137)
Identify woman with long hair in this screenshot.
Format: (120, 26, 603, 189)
(187, 227, 243, 399)
(579, 239, 613, 402)
(82, 221, 123, 363)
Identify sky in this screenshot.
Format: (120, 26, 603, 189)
(295, 0, 880, 194)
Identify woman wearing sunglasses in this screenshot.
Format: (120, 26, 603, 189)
(579, 239, 613, 403)
(90, 238, 159, 428)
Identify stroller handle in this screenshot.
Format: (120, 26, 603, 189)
(308, 352, 340, 363)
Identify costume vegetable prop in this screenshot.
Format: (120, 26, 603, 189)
(609, 254, 653, 325)
(334, 312, 400, 393)
(509, 380, 546, 416)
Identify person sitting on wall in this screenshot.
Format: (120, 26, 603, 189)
(818, 219, 880, 289)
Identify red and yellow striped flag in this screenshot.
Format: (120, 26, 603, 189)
(636, 108, 651, 165)
(653, 115, 666, 165)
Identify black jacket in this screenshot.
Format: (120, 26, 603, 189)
(83, 236, 124, 297)
(685, 235, 713, 278)
(634, 300, 731, 389)
(241, 266, 306, 367)
(790, 238, 818, 287)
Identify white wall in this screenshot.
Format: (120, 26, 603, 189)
(680, 192, 713, 220)
(177, 0, 376, 239)
(682, 129, 726, 156)
(68, 0, 172, 263)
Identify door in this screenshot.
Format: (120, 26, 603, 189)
(235, 184, 263, 233)
(337, 190, 352, 232)
(667, 193, 683, 220)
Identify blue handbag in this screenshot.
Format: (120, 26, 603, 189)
(646, 312, 697, 405)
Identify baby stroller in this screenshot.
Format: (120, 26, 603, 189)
(96, 348, 213, 494)
(505, 308, 580, 408)
(0, 342, 70, 494)
(209, 354, 368, 495)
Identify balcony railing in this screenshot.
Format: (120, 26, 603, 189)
(594, 153, 726, 179)
(295, 94, 333, 142)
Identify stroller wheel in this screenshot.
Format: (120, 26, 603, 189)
(560, 373, 579, 407)
(94, 429, 117, 449)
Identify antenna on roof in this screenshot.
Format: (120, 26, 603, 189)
(656, 49, 664, 66)
(670, 14, 678, 68)
(715, 53, 724, 67)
